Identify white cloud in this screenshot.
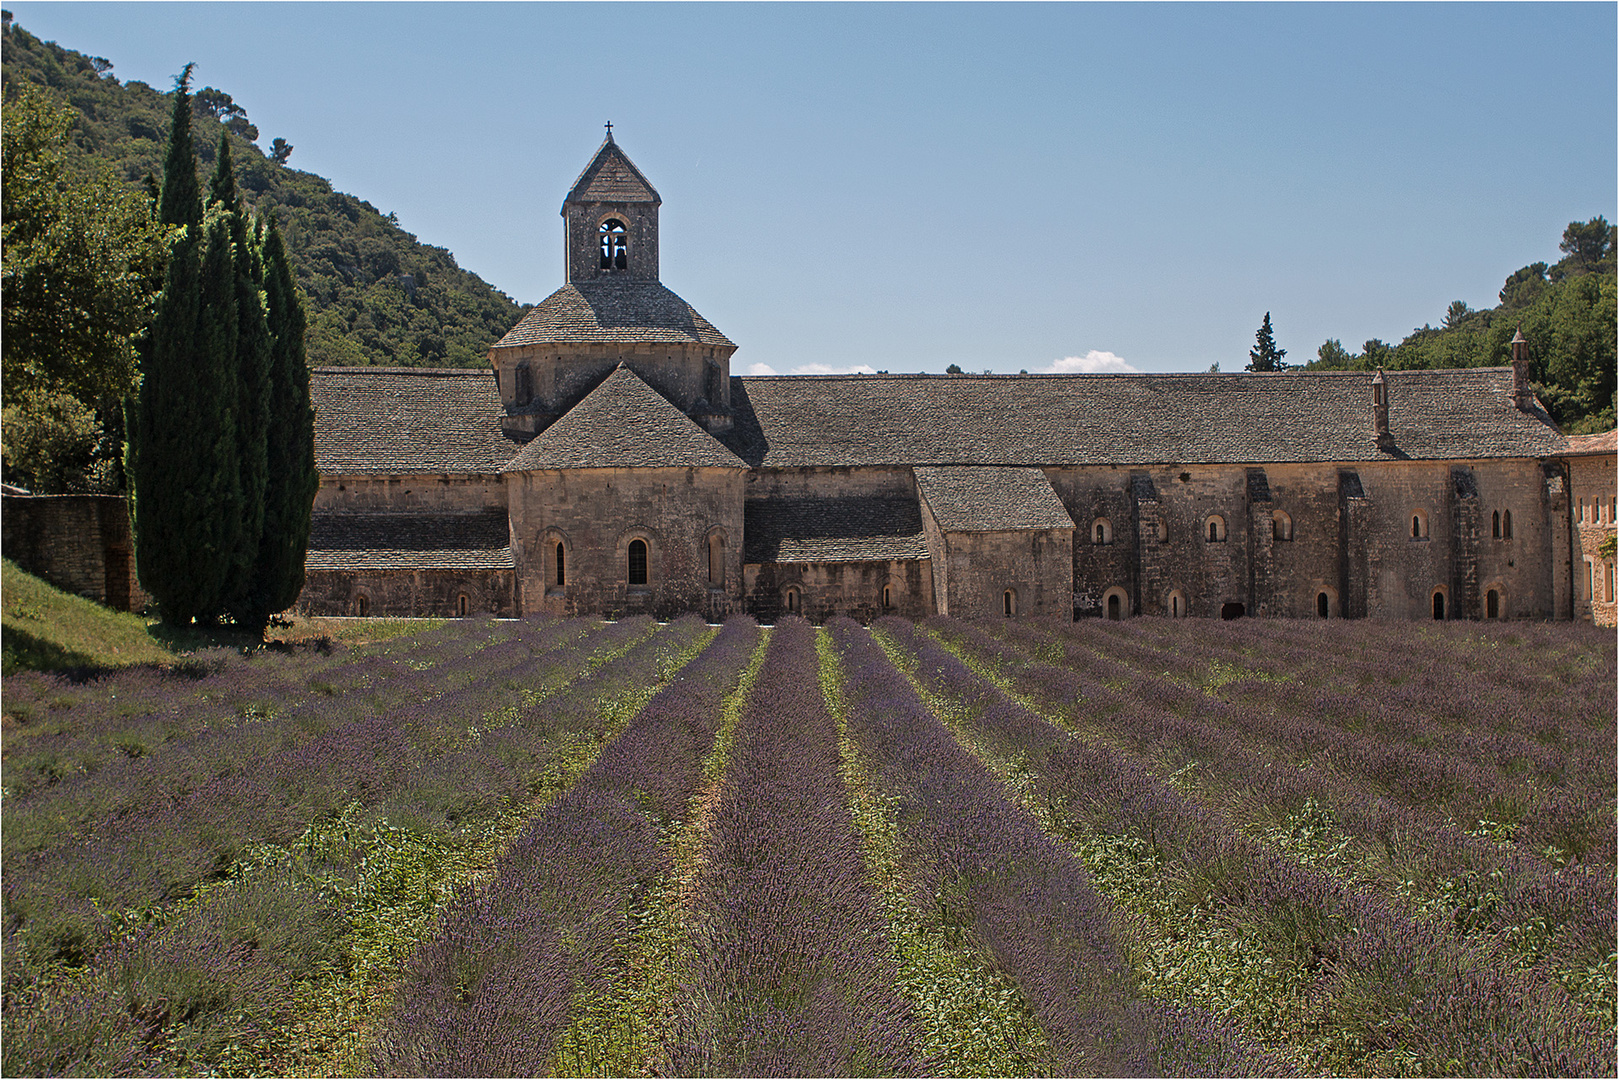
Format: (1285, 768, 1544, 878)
(745, 361, 879, 376)
(1041, 350, 1139, 374)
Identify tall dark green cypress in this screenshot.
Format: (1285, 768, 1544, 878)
(130, 66, 241, 625)
(244, 214, 318, 632)
(209, 135, 272, 628)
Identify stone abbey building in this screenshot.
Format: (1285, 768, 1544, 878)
(299, 134, 1598, 624)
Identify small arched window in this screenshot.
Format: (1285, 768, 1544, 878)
(599, 218, 627, 270)
(707, 533, 724, 586)
(627, 538, 648, 586)
(1606, 561, 1615, 602)
(1272, 510, 1293, 542)
(1432, 589, 1446, 620)
(1502, 509, 1513, 539)
(783, 586, 801, 615)
(356, 594, 370, 617)
(882, 584, 893, 610)
(1486, 589, 1501, 619)
(1205, 515, 1227, 543)
(1167, 590, 1186, 618)
(1317, 592, 1330, 618)
(1411, 509, 1429, 540)
(456, 593, 469, 618)
(1093, 518, 1112, 546)
(555, 542, 566, 587)
(1004, 589, 1017, 617)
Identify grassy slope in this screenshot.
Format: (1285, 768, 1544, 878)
(1, 558, 171, 672)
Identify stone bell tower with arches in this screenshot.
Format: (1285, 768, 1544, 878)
(489, 126, 737, 438)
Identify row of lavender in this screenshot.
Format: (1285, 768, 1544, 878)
(2, 615, 719, 1075)
(897, 615, 1614, 1073)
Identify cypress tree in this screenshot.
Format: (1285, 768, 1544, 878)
(243, 214, 318, 632)
(130, 66, 241, 625)
(209, 135, 272, 628)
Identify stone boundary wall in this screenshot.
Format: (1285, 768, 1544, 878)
(1, 493, 148, 612)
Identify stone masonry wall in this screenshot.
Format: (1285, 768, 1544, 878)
(298, 568, 516, 618)
(744, 558, 934, 624)
(1569, 452, 1616, 627)
(2, 493, 148, 612)
(509, 465, 744, 620)
(493, 341, 734, 435)
(935, 526, 1073, 621)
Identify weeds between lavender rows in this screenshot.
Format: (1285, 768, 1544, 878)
(877, 616, 1613, 1076)
(2, 616, 714, 1076)
(372, 616, 762, 1075)
(926, 618, 1616, 998)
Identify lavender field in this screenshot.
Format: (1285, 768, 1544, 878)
(2, 614, 1613, 1076)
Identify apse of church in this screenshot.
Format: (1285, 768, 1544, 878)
(299, 132, 1586, 623)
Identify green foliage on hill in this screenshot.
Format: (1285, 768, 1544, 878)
(1, 16, 527, 371)
(1, 558, 173, 673)
(1308, 218, 1617, 434)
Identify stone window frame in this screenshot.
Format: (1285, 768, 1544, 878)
(616, 527, 658, 591)
(1431, 585, 1448, 620)
(1492, 509, 1514, 540)
(1092, 517, 1113, 545)
(1606, 560, 1615, 603)
(1483, 581, 1507, 620)
(1102, 585, 1129, 620)
(1272, 509, 1293, 542)
(1586, 557, 1597, 602)
(1315, 586, 1338, 619)
(542, 528, 572, 595)
(705, 526, 728, 589)
(1410, 508, 1431, 540)
(782, 584, 802, 615)
(1165, 589, 1187, 618)
(599, 216, 629, 271)
(882, 583, 895, 611)
(1204, 515, 1228, 543)
(1003, 588, 1018, 617)
(354, 591, 371, 617)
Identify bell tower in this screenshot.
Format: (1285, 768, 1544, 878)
(562, 123, 661, 284)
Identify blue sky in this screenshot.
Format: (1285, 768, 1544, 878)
(11, 2, 1616, 375)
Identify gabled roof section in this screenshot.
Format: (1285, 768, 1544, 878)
(915, 467, 1074, 532)
(1564, 429, 1615, 456)
(502, 365, 747, 472)
(563, 135, 661, 208)
(722, 369, 1568, 467)
(493, 281, 735, 350)
(312, 368, 518, 475)
(743, 496, 929, 564)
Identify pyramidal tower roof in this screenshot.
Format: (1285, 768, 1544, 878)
(562, 128, 661, 209)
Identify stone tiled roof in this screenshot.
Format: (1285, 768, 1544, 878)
(306, 510, 513, 571)
(722, 369, 1568, 467)
(914, 467, 1074, 532)
(311, 368, 518, 475)
(493, 281, 734, 349)
(1565, 430, 1616, 455)
(744, 496, 930, 563)
(503, 365, 747, 472)
(564, 136, 661, 206)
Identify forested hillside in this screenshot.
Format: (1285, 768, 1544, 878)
(1307, 218, 1616, 434)
(1, 15, 527, 370)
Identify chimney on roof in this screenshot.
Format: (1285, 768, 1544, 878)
(1510, 327, 1532, 409)
(1371, 369, 1394, 451)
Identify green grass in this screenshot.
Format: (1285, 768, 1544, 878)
(2, 559, 173, 674)
(1, 558, 447, 676)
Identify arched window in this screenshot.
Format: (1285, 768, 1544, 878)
(707, 533, 724, 586)
(1004, 589, 1017, 617)
(1205, 515, 1227, 543)
(1317, 592, 1330, 618)
(1107, 594, 1120, 620)
(882, 584, 893, 610)
(1432, 589, 1446, 620)
(627, 538, 648, 586)
(456, 593, 469, 618)
(1502, 509, 1512, 539)
(555, 542, 566, 587)
(1166, 590, 1186, 618)
(1606, 561, 1615, 602)
(1272, 510, 1293, 542)
(783, 586, 801, 615)
(1102, 586, 1129, 621)
(1491, 510, 1501, 539)
(356, 594, 370, 617)
(599, 218, 627, 270)
(1410, 509, 1429, 540)
(1093, 518, 1112, 545)
(1486, 589, 1501, 619)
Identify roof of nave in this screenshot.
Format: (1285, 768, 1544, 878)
(311, 367, 518, 475)
(743, 496, 930, 563)
(306, 510, 513, 571)
(502, 364, 748, 472)
(721, 368, 1570, 467)
(1564, 429, 1616, 456)
(915, 467, 1075, 532)
(563, 134, 661, 207)
(493, 281, 735, 350)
